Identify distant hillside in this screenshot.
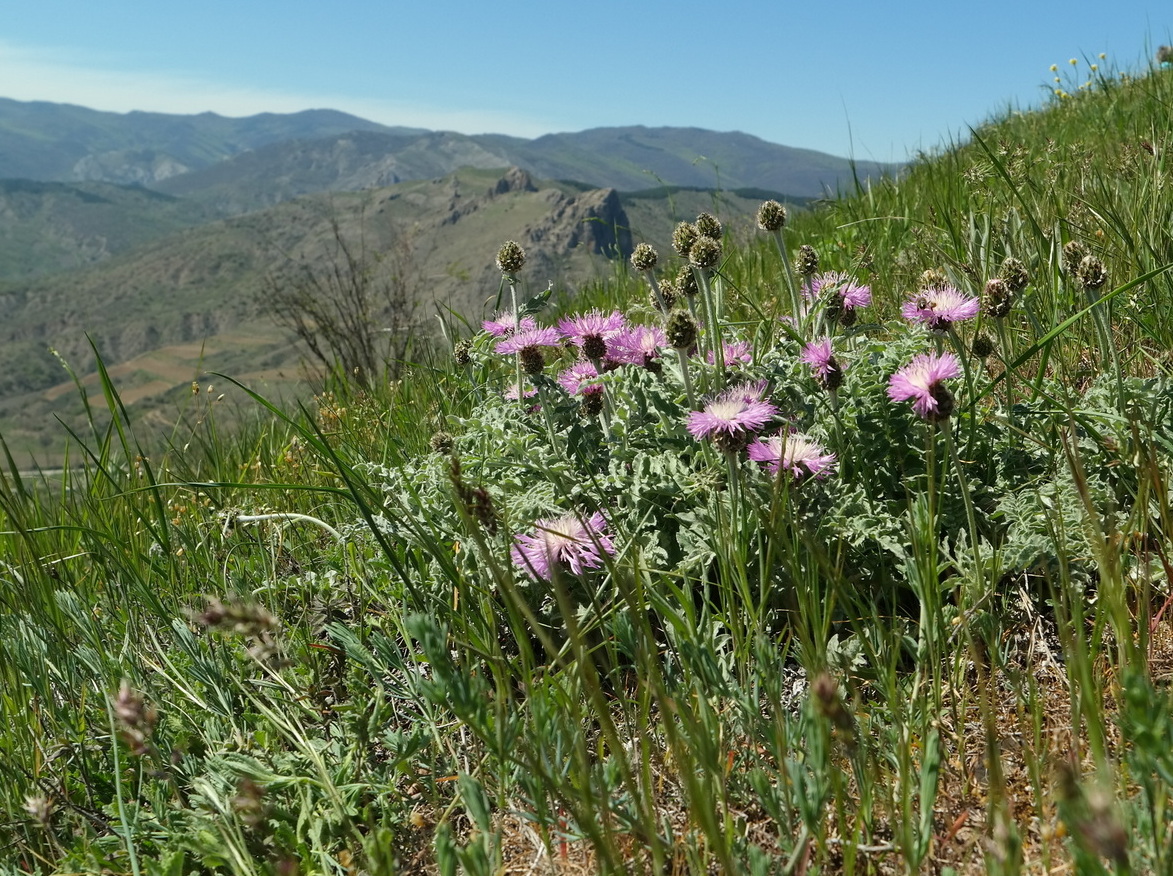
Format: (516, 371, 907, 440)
(0, 97, 422, 183)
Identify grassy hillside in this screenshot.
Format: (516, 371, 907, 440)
(4, 56, 1173, 875)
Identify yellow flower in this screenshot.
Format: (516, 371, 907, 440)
(1069, 58, 1078, 66)
(1050, 64, 1058, 72)
(1090, 64, 1098, 71)
(1099, 52, 1106, 60)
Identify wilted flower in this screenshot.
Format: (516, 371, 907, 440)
(747, 432, 836, 480)
(999, 256, 1030, 292)
(902, 285, 980, 332)
(511, 511, 615, 580)
(888, 351, 961, 421)
(1063, 241, 1089, 275)
(982, 278, 1014, 318)
(1077, 255, 1108, 290)
(687, 381, 777, 451)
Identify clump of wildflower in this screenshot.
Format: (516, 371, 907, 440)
(511, 511, 615, 580)
(795, 245, 819, 277)
(801, 337, 845, 390)
(559, 309, 626, 361)
(1078, 255, 1108, 290)
(666, 311, 699, 350)
(631, 242, 658, 272)
(757, 200, 788, 231)
(747, 432, 836, 480)
(999, 256, 1030, 292)
(1063, 241, 1089, 275)
(695, 212, 722, 240)
(689, 235, 722, 271)
(707, 340, 753, 367)
(483, 309, 537, 338)
(687, 381, 777, 452)
(672, 222, 699, 258)
(888, 351, 961, 422)
(902, 285, 980, 333)
(983, 278, 1014, 318)
(496, 240, 526, 275)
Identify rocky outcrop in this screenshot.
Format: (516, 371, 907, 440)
(71, 150, 190, 185)
(522, 187, 631, 259)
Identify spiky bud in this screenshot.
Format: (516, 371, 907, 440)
(496, 240, 526, 275)
(676, 266, 699, 298)
(672, 222, 699, 258)
(1078, 255, 1108, 290)
(1063, 241, 1088, 275)
(430, 431, 454, 455)
(654, 277, 679, 312)
(580, 385, 605, 417)
(519, 345, 545, 376)
(689, 235, 722, 270)
(631, 242, 658, 272)
(695, 212, 722, 240)
(666, 311, 699, 350)
(971, 333, 996, 359)
(757, 199, 788, 231)
(919, 268, 949, 290)
(926, 384, 955, 423)
(983, 278, 1014, 318)
(581, 335, 608, 361)
(795, 245, 819, 277)
(999, 256, 1029, 292)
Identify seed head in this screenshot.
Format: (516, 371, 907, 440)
(971, 333, 996, 359)
(676, 265, 700, 298)
(430, 431, 454, 454)
(453, 339, 472, 366)
(983, 278, 1014, 318)
(919, 268, 949, 290)
(795, 245, 819, 277)
(672, 222, 699, 258)
(654, 276, 679, 311)
(999, 256, 1030, 291)
(1063, 240, 1089, 275)
(579, 385, 605, 417)
(689, 235, 722, 270)
(519, 345, 546, 375)
(1078, 255, 1108, 290)
(666, 311, 699, 350)
(756, 199, 788, 231)
(496, 240, 526, 275)
(631, 242, 658, 272)
(695, 212, 722, 240)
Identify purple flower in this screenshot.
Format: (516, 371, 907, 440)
(558, 309, 627, 360)
(800, 337, 844, 389)
(511, 511, 616, 580)
(687, 381, 777, 450)
(610, 325, 666, 368)
(747, 432, 837, 479)
(888, 351, 961, 421)
(494, 326, 562, 355)
(901, 285, 980, 333)
(557, 361, 601, 395)
(810, 272, 872, 310)
(706, 340, 753, 367)
(483, 309, 537, 338)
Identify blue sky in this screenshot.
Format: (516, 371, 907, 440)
(1, 1, 1169, 163)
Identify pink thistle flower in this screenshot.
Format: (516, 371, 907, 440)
(809, 272, 872, 310)
(558, 309, 627, 360)
(557, 361, 601, 395)
(901, 285, 980, 333)
(888, 351, 961, 421)
(687, 381, 777, 451)
(494, 326, 562, 355)
(483, 309, 537, 338)
(705, 340, 753, 366)
(610, 325, 666, 368)
(800, 337, 844, 389)
(511, 511, 615, 580)
(747, 432, 837, 480)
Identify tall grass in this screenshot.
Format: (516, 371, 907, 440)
(3, 56, 1173, 876)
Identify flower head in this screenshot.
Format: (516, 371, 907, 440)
(610, 325, 666, 369)
(494, 326, 562, 355)
(687, 381, 777, 451)
(887, 351, 961, 421)
(901, 286, 980, 333)
(800, 337, 844, 390)
(706, 340, 753, 367)
(747, 432, 836, 480)
(557, 361, 601, 395)
(511, 511, 615, 580)
(483, 309, 537, 338)
(558, 309, 626, 360)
